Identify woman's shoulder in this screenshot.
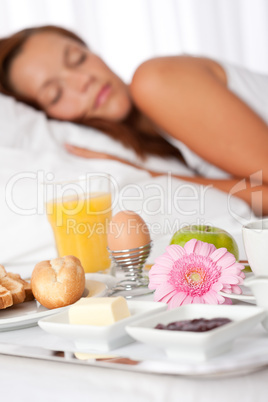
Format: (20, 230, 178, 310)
(130, 56, 177, 96)
(130, 55, 268, 109)
(132, 55, 228, 79)
(129, 55, 227, 109)
(131, 55, 268, 90)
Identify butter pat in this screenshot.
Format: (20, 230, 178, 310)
(68, 297, 130, 326)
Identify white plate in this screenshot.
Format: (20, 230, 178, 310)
(38, 301, 167, 352)
(125, 304, 266, 362)
(219, 285, 256, 303)
(0, 275, 107, 332)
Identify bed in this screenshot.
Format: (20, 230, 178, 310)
(0, 93, 253, 276)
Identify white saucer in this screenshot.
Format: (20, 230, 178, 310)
(219, 285, 256, 304)
(0, 275, 108, 332)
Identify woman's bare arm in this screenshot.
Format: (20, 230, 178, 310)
(65, 144, 268, 216)
(130, 56, 268, 185)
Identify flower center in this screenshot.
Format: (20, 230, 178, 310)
(186, 270, 203, 284)
(168, 253, 221, 297)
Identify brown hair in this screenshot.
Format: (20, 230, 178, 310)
(0, 25, 185, 162)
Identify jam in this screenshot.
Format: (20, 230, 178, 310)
(155, 317, 232, 332)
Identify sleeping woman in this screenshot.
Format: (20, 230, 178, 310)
(0, 25, 267, 215)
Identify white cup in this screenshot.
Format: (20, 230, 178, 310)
(244, 276, 268, 332)
(242, 219, 268, 276)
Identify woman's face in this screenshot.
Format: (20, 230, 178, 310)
(8, 31, 132, 122)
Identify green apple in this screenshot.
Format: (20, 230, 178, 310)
(170, 225, 239, 261)
(242, 264, 252, 273)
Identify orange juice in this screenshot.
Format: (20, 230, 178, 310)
(46, 192, 112, 273)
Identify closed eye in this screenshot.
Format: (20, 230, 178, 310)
(40, 83, 63, 107)
(65, 45, 87, 67)
(49, 87, 63, 105)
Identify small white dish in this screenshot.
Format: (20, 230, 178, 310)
(0, 276, 107, 332)
(38, 300, 167, 352)
(125, 304, 266, 362)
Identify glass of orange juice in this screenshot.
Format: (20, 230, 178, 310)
(45, 174, 112, 273)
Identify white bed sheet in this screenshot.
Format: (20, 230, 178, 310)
(0, 94, 253, 273)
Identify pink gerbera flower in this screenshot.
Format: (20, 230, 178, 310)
(149, 239, 245, 309)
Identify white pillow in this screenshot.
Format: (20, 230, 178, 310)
(0, 93, 192, 175)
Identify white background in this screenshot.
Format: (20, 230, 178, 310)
(0, 0, 268, 82)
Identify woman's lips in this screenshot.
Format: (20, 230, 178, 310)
(94, 84, 111, 110)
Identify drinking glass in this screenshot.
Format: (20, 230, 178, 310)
(45, 174, 112, 273)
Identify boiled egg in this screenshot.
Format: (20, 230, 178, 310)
(107, 210, 151, 251)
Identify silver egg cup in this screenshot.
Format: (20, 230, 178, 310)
(107, 241, 153, 298)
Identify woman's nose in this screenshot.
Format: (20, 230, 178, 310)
(62, 69, 93, 93)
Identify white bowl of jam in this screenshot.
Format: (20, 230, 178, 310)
(125, 304, 265, 362)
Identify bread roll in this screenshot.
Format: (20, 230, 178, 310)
(31, 255, 85, 309)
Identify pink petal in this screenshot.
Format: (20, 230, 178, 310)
(221, 266, 241, 275)
(211, 282, 223, 292)
(168, 292, 188, 309)
(158, 289, 178, 304)
(214, 293, 226, 304)
(209, 248, 228, 263)
(203, 291, 219, 304)
(183, 239, 198, 254)
(149, 265, 171, 276)
(181, 294, 194, 305)
(232, 262, 245, 271)
(216, 253, 236, 269)
(230, 276, 242, 285)
(154, 254, 173, 268)
(230, 285, 242, 294)
(149, 270, 168, 279)
(240, 271, 246, 279)
(219, 275, 240, 284)
(148, 273, 169, 287)
(154, 283, 175, 301)
(148, 275, 169, 288)
(221, 288, 232, 294)
(194, 241, 216, 257)
(165, 245, 185, 261)
(223, 297, 232, 305)
(148, 282, 157, 290)
(192, 296, 204, 304)
(236, 276, 244, 285)
(227, 263, 242, 270)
